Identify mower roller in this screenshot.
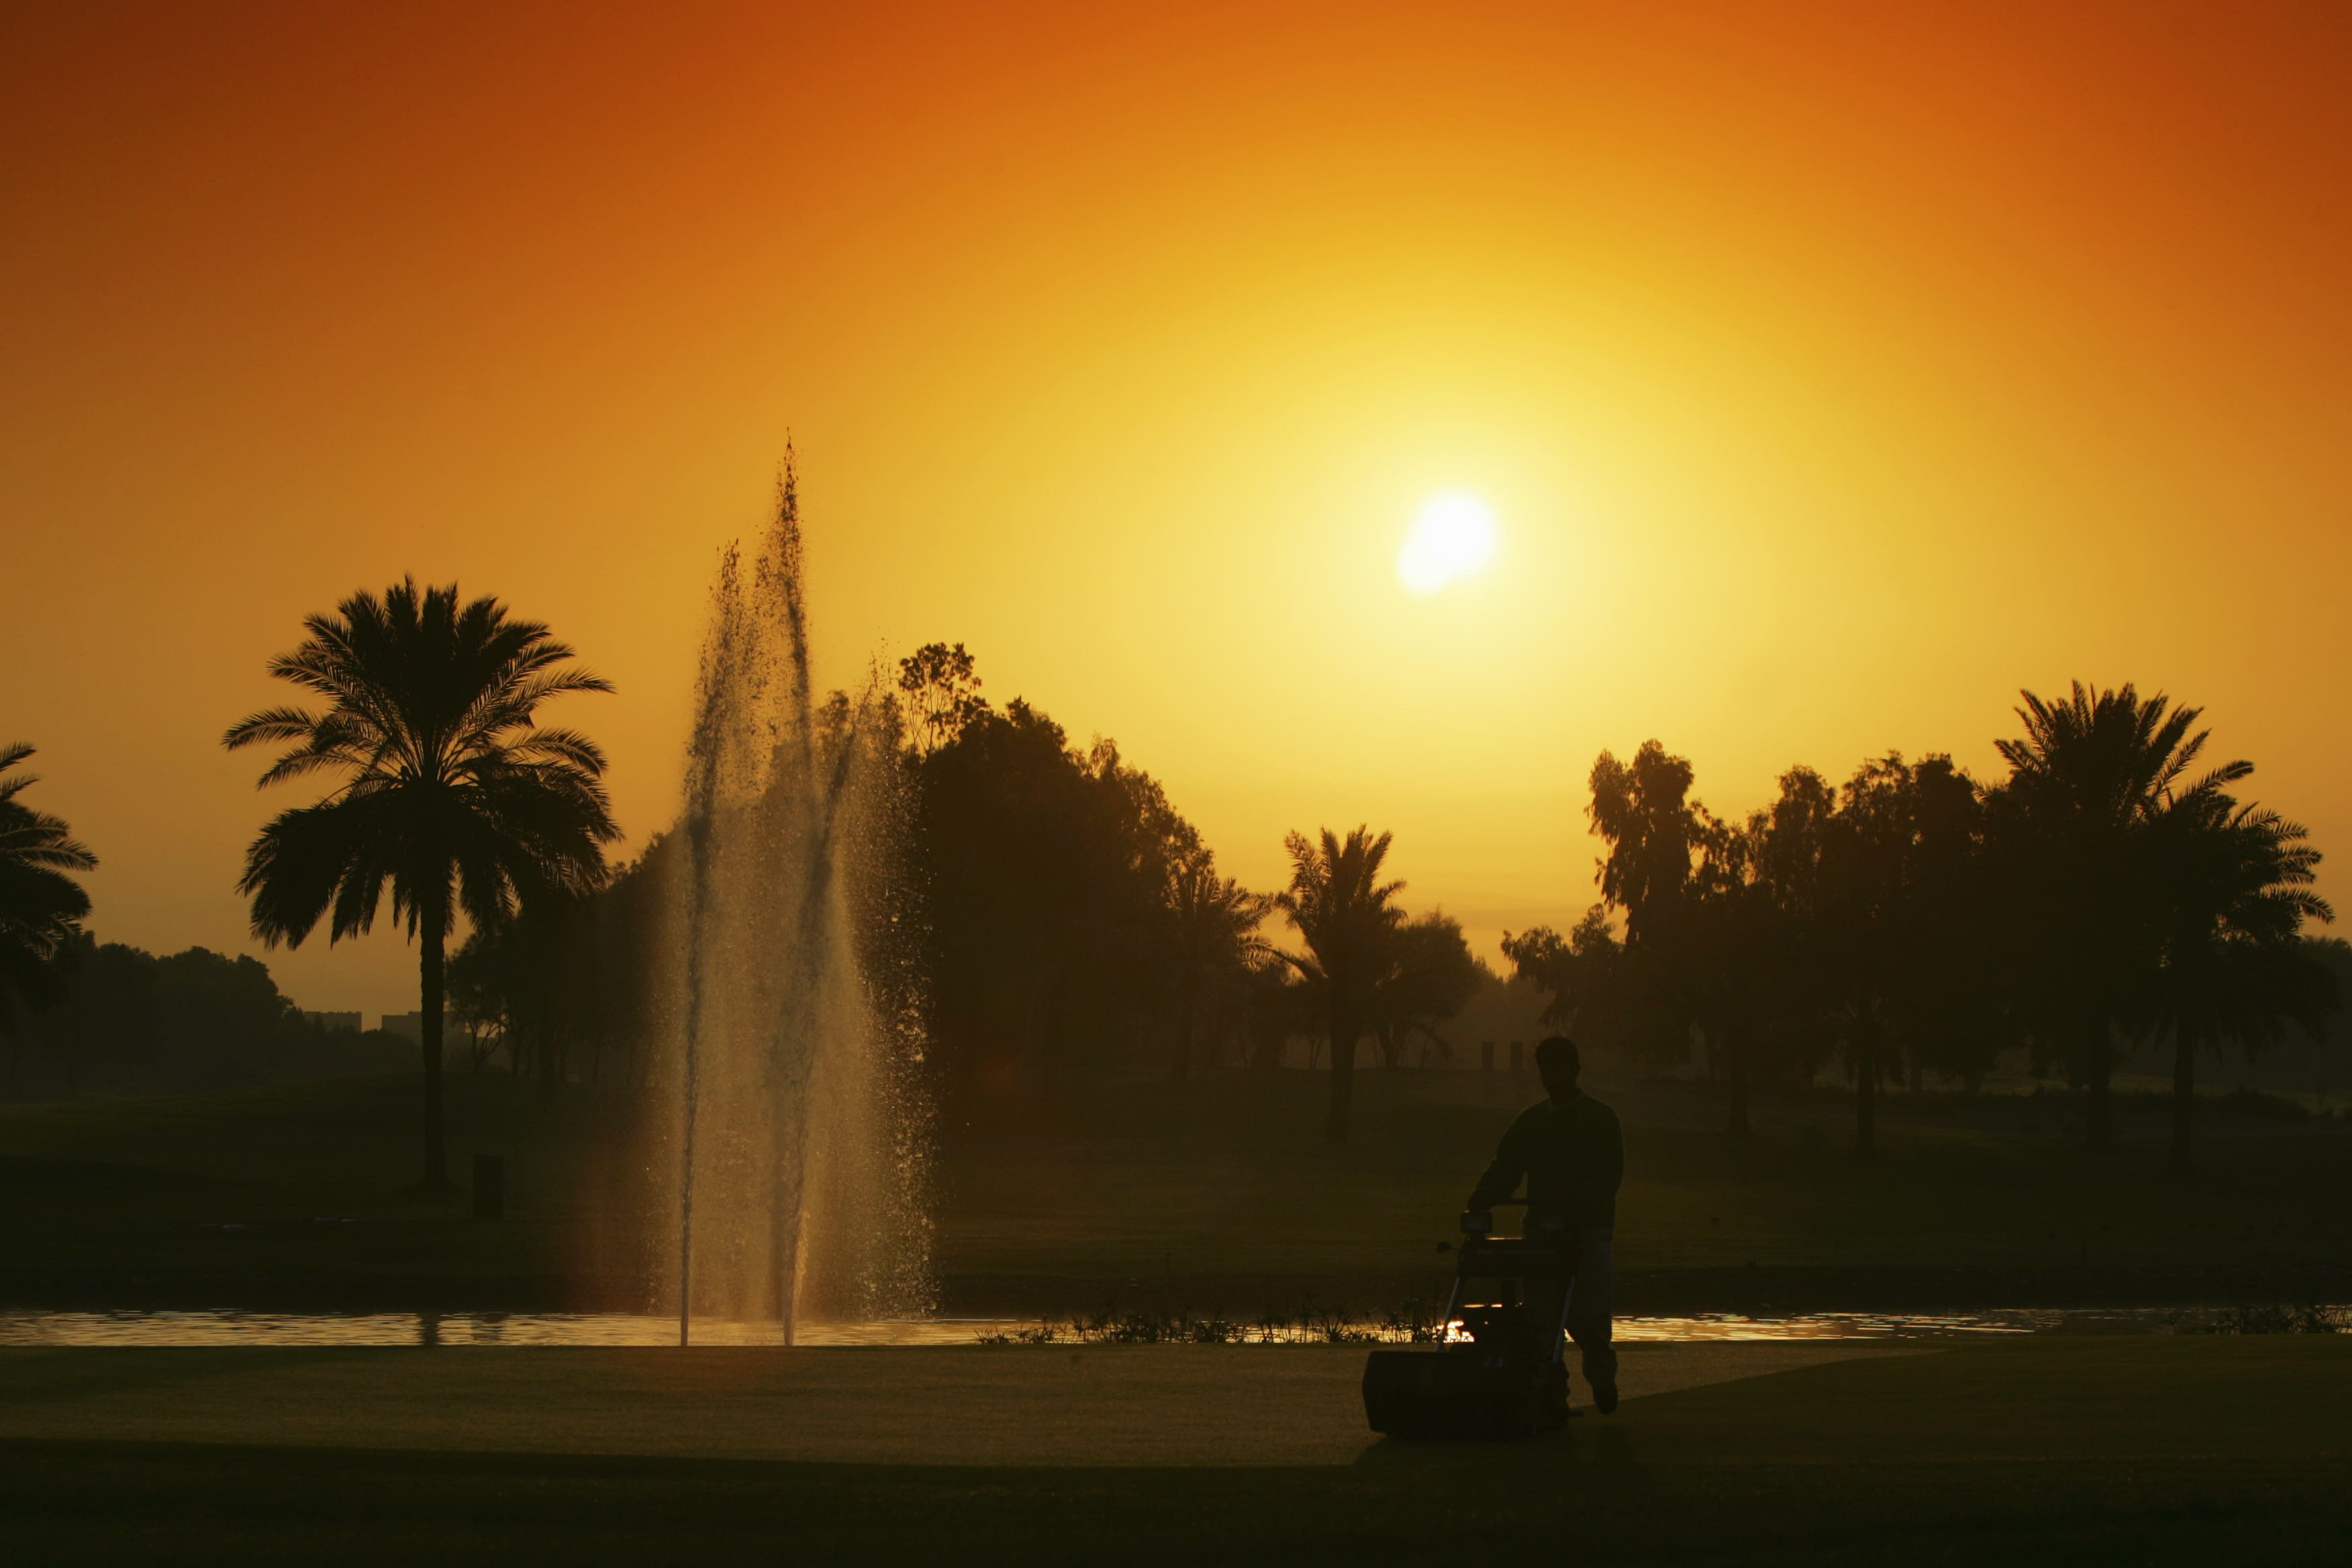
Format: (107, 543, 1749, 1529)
(1361, 1200, 1575, 1439)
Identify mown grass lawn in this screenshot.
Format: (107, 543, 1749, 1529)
(0, 1337, 2343, 1564)
(2, 1068, 2347, 1310)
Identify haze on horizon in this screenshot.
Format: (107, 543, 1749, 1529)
(6, 1, 2349, 1013)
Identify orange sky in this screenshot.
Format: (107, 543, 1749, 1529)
(6, 1, 2349, 1015)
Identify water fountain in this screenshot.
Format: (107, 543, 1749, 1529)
(648, 457, 932, 1344)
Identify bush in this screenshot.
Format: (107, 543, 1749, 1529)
(2172, 1302, 2345, 1335)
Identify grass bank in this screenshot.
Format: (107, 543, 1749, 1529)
(1, 1067, 2347, 1313)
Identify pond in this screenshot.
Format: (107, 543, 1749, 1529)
(0, 1304, 2274, 1347)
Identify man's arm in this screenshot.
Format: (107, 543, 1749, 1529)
(1465, 1116, 1527, 1212)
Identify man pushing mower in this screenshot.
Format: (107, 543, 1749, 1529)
(1362, 1033, 1626, 1436)
(1464, 1034, 1624, 1414)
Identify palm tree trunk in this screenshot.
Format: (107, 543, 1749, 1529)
(420, 897, 450, 1191)
(1726, 1034, 1751, 1137)
(1171, 975, 1195, 1082)
(2086, 1024, 2113, 1148)
(2168, 1024, 2195, 1177)
(1326, 1002, 1357, 1143)
(1854, 1022, 1877, 1157)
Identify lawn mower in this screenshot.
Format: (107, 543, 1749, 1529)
(1361, 1199, 1574, 1438)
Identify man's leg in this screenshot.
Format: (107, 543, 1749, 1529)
(1565, 1226, 1617, 1410)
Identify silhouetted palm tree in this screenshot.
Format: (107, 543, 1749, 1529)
(0, 743, 98, 1040)
(1275, 826, 1404, 1142)
(1992, 682, 2236, 1146)
(2149, 787, 2333, 1174)
(1163, 848, 1269, 1081)
(225, 580, 619, 1190)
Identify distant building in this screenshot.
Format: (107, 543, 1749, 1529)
(380, 1012, 424, 1042)
(303, 1010, 363, 1034)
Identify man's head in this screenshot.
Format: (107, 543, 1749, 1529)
(1535, 1035, 1581, 1098)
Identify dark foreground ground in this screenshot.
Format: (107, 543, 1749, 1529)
(2, 1069, 2347, 1315)
(2, 1338, 2345, 1565)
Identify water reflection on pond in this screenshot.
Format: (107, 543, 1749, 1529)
(0, 1313, 993, 1347)
(0, 1305, 2263, 1347)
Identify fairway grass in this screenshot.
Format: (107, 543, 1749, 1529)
(4, 1069, 2349, 1314)
(0, 1340, 1916, 1466)
(1, 1338, 2345, 1563)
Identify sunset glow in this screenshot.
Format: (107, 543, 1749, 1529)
(5, 3, 2351, 1012)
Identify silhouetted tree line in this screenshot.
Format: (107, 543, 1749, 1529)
(1504, 684, 2338, 1171)
(444, 866, 663, 1087)
(432, 643, 1483, 1140)
(1, 933, 410, 1094)
(878, 648, 1483, 1137)
(19, 608, 2338, 1179)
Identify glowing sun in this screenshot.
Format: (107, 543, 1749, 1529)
(1397, 493, 1498, 595)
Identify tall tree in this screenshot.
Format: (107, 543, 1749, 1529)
(1275, 825, 1404, 1142)
(1892, 757, 2008, 1094)
(1370, 910, 1484, 1071)
(1991, 682, 2230, 1146)
(1238, 954, 1314, 1072)
(224, 579, 619, 1190)
(1818, 755, 1930, 1156)
(1503, 906, 1631, 1055)
(447, 893, 600, 1085)
(0, 743, 98, 1046)
(1589, 742, 1699, 947)
(1587, 742, 1703, 1067)
(1679, 763, 1855, 1141)
(896, 642, 991, 756)
(914, 697, 1187, 1093)
(2148, 786, 2334, 1173)
(1162, 847, 1269, 1080)
(1808, 752, 2000, 1153)
(1745, 766, 1842, 1105)
(1686, 803, 1782, 1135)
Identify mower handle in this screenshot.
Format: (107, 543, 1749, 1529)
(1457, 1199, 1526, 1238)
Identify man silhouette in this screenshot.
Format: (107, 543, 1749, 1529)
(1465, 1034, 1624, 1413)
